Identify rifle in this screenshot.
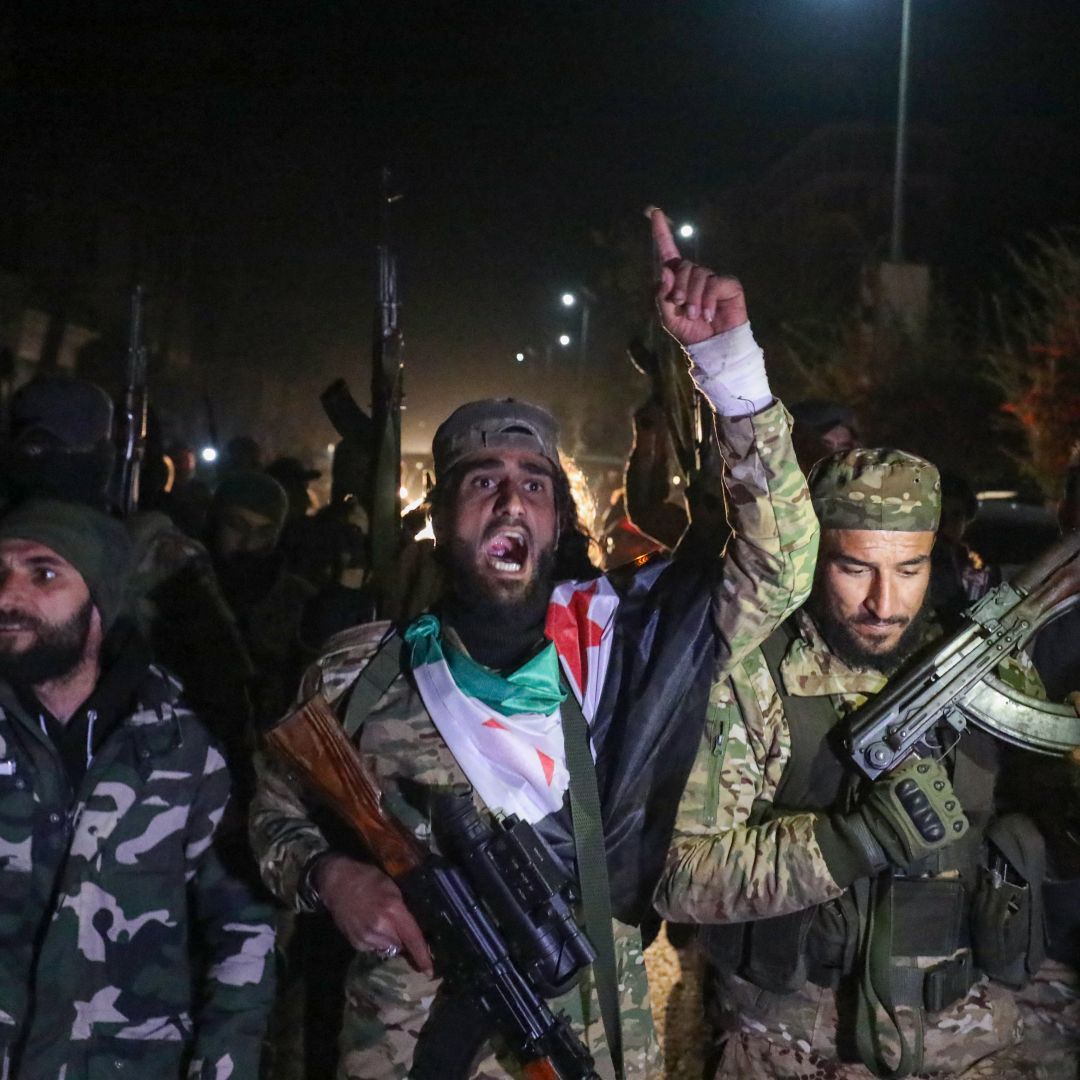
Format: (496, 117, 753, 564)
(117, 285, 149, 514)
(370, 167, 405, 581)
(265, 694, 600, 1080)
(846, 529, 1080, 780)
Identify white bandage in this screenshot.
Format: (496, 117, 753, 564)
(686, 322, 773, 417)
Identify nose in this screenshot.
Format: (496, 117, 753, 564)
(864, 571, 896, 621)
(492, 478, 525, 518)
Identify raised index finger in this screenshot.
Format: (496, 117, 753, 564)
(647, 206, 682, 267)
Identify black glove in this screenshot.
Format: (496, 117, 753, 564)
(816, 757, 969, 887)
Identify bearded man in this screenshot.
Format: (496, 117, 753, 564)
(656, 448, 1078, 1079)
(250, 209, 820, 1078)
(0, 499, 274, 1078)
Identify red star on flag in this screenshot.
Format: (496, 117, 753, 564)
(545, 581, 606, 698)
(537, 749, 555, 786)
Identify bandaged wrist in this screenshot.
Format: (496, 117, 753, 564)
(686, 322, 773, 417)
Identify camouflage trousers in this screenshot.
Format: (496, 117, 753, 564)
(712, 960, 1080, 1079)
(337, 920, 661, 1079)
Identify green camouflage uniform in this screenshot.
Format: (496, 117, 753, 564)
(656, 447, 1078, 1078)
(0, 663, 276, 1079)
(250, 398, 821, 1079)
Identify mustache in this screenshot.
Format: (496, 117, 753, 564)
(0, 610, 43, 632)
(850, 613, 909, 628)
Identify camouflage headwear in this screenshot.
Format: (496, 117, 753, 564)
(809, 447, 941, 532)
(433, 399, 561, 481)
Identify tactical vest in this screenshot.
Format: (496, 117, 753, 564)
(700, 617, 1046, 1012)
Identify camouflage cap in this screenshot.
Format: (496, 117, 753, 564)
(433, 399, 561, 480)
(809, 447, 941, 532)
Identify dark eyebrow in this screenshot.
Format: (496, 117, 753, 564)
(462, 458, 553, 479)
(24, 554, 67, 569)
(519, 461, 553, 478)
(833, 553, 930, 570)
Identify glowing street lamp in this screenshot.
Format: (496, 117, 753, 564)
(200, 446, 218, 464)
(558, 333, 572, 347)
(515, 352, 525, 362)
(561, 292, 576, 308)
(677, 223, 695, 240)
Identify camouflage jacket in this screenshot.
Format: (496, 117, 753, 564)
(0, 661, 275, 1079)
(655, 607, 1048, 926)
(250, 398, 819, 1078)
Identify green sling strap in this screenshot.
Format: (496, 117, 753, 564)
(344, 630, 404, 738)
(560, 684, 625, 1080)
(344, 630, 625, 1078)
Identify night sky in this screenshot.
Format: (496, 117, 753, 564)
(13, 0, 1080, 455)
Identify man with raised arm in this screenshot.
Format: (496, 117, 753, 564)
(250, 210, 819, 1078)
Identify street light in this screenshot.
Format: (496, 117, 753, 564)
(515, 351, 525, 362)
(677, 223, 695, 240)
(200, 447, 218, 464)
(558, 290, 591, 375)
(558, 333, 572, 347)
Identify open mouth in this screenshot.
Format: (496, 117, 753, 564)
(483, 528, 529, 573)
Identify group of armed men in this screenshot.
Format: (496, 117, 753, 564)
(0, 209, 1078, 1080)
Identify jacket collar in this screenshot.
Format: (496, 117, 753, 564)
(778, 609, 890, 698)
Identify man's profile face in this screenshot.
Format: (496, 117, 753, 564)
(442, 449, 559, 606)
(811, 527, 935, 674)
(0, 539, 97, 685)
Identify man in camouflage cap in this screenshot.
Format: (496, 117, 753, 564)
(656, 448, 1078, 1078)
(0, 500, 275, 1077)
(251, 209, 821, 1078)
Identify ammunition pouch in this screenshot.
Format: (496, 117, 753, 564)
(971, 813, 1047, 988)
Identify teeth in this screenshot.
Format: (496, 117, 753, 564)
(490, 558, 523, 572)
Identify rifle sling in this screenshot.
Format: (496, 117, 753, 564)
(344, 630, 404, 738)
(561, 684, 625, 1080)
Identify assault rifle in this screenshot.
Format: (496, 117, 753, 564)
(265, 694, 599, 1080)
(846, 529, 1080, 781)
(117, 285, 149, 515)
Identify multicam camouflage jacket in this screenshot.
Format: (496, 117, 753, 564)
(655, 606, 1048, 924)
(250, 398, 821, 1079)
(655, 607, 1058, 1076)
(0, 663, 275, 1079)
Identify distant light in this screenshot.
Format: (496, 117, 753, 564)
(671, 475, 682, 486)
(678, 223, 695, 239)
(515, 352, 525, 362)
(399, 485, 409, 500)
(558, 334, 571, 347)
(200, 447, 218, 463)
(561, 292, 576, 307)
(326, 442, 335, 455)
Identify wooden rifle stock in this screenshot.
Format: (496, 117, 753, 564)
(265, 694, 600, 1080)
(264, 694, 423, 878)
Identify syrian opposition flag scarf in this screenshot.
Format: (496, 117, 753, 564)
(404, 577, 619, 823)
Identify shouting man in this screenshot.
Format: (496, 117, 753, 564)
(250, 210, 820, 1078)
(0, 500, 274, 1079)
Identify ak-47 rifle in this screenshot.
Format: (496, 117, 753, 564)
(845, 528, 1080, 780)
(370, 167, 405, 581)
(265, 694, 599, 1080)
(117, 285, 149, 515)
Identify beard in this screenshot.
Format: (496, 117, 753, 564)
(443, 535, 557, 622)
(0, 598, 93, 686)
(811, 595, 931, 677)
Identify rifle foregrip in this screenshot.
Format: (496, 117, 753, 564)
(265, 695, 424, 878)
